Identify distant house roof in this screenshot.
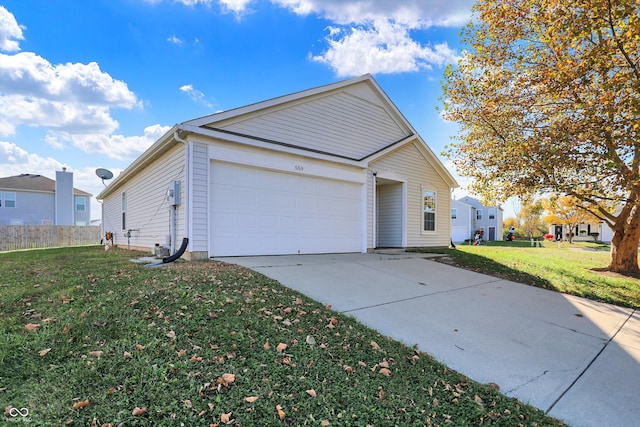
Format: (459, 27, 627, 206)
(0, 174, 92, 196)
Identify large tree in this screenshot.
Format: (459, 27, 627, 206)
(442, 0, 640, 275)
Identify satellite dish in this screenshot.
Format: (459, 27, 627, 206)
(96, 168, 113, 180)
(96, 168, 114, 186)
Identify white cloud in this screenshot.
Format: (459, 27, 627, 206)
(0, 7, 146, 164)
(272, 0, 470, 76)
(272, 0, 473, 28)
(180, 84, 214, 108)
(312, 20, 459, 77)
(63, 124, 172, 161)
(0, 6, 24, 52)
(0, 141, 63, 172)
(0, 52, 138, 107)
(0, 51, 139, 135)
(219, 0, 253, 15)
(167, 35, 184, 45)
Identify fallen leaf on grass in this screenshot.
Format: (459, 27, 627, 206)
(305, 389, 317, 398)
(135, 344, 145, 351)
(39, 348, 51, 357)
(25, 323, 40, 331)
(343, 365, 353, 373)
(123, 351, 132, 359)
(321, 420, 330, 426)
(379, 368, 391, 377)
(244, 396, 258, 403)
(73, 399, 89, 410)
(263, 339, 270, 350)
(221, 373, 235, 385)
(474, 395, 483, 404)
(220, 412, 233, 423)
(132, 406, 147, 416)
(166, 330, 176, 339)
(88, 351, 103, 358)
(276, 404, 285, 420)
(276, 343, 287, 352)
(370, 341, 381, 350)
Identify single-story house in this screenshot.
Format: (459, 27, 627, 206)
(451, 196, 503, 243)
(0, 169, 92, 226)
(549, 222, 613, 242)
(97, 74, 458, 259)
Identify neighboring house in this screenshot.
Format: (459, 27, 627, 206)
(549, 222, 613, 243)
(0, 169, 92, 225)
(97, 74, 458, 259)
(451, 196, 503, 243)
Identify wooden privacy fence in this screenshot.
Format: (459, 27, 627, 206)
(0, 225, 102, 252)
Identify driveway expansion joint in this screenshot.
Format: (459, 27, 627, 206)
(341, 279, 503, 314)
(545, 308, 637, 414)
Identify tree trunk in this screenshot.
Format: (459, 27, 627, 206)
(608, 206, 640, 277)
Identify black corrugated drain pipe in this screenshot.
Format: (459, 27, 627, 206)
(163, 237, 189, 263)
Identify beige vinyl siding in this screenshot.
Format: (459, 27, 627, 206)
(370, 142, 451, 248)
(102, 144, 185, 252)
(215, 88, 409, 160)
(190, 141, 209, 253)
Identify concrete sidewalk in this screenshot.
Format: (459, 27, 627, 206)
(216, 252, 640, 427)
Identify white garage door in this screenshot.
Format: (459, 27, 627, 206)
(210, 161, 362, 256)
(451, 226, 470, 243)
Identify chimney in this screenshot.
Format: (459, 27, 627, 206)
(55, 168, 74, 225)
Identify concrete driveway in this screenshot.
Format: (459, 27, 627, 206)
(215, 252, 640, 427)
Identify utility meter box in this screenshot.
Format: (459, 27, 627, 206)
(166, 180, 181, 206)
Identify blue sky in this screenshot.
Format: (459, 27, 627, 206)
(0, 0, 479, 220)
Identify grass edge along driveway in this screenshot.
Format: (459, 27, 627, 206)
(413, 241, 640, 310)
(1, 246, 565, 426)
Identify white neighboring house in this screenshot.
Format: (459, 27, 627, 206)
(451, 196, 504, 243)
(549, 222, 613, 243)
(97, 74, 458, 259)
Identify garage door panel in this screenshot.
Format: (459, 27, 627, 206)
(210, 161, 362, 256)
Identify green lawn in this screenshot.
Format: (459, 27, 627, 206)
(414, 240, 640, 309)
(0, 247, 564, 426)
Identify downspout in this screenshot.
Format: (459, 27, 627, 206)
(174, 129, 190, 254)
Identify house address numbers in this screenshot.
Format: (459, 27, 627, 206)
(294, 165, 304, 171)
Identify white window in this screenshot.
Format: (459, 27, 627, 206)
(476, 209, 483, 220)
(423, 191, 436, 232)
(489, 208, 496, 220)
(451, 208, 457, 220)
(4, 192, 16, 208)
(76, 196, 86, 211)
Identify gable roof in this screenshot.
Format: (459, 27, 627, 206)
(0, 174, 92, 196)
(98, 74, 457, 199)
(185, 74, 412, 161)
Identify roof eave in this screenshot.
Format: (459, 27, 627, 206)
(97, 124, 179, 200)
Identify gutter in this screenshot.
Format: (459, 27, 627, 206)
(174, 127, 191, 245)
